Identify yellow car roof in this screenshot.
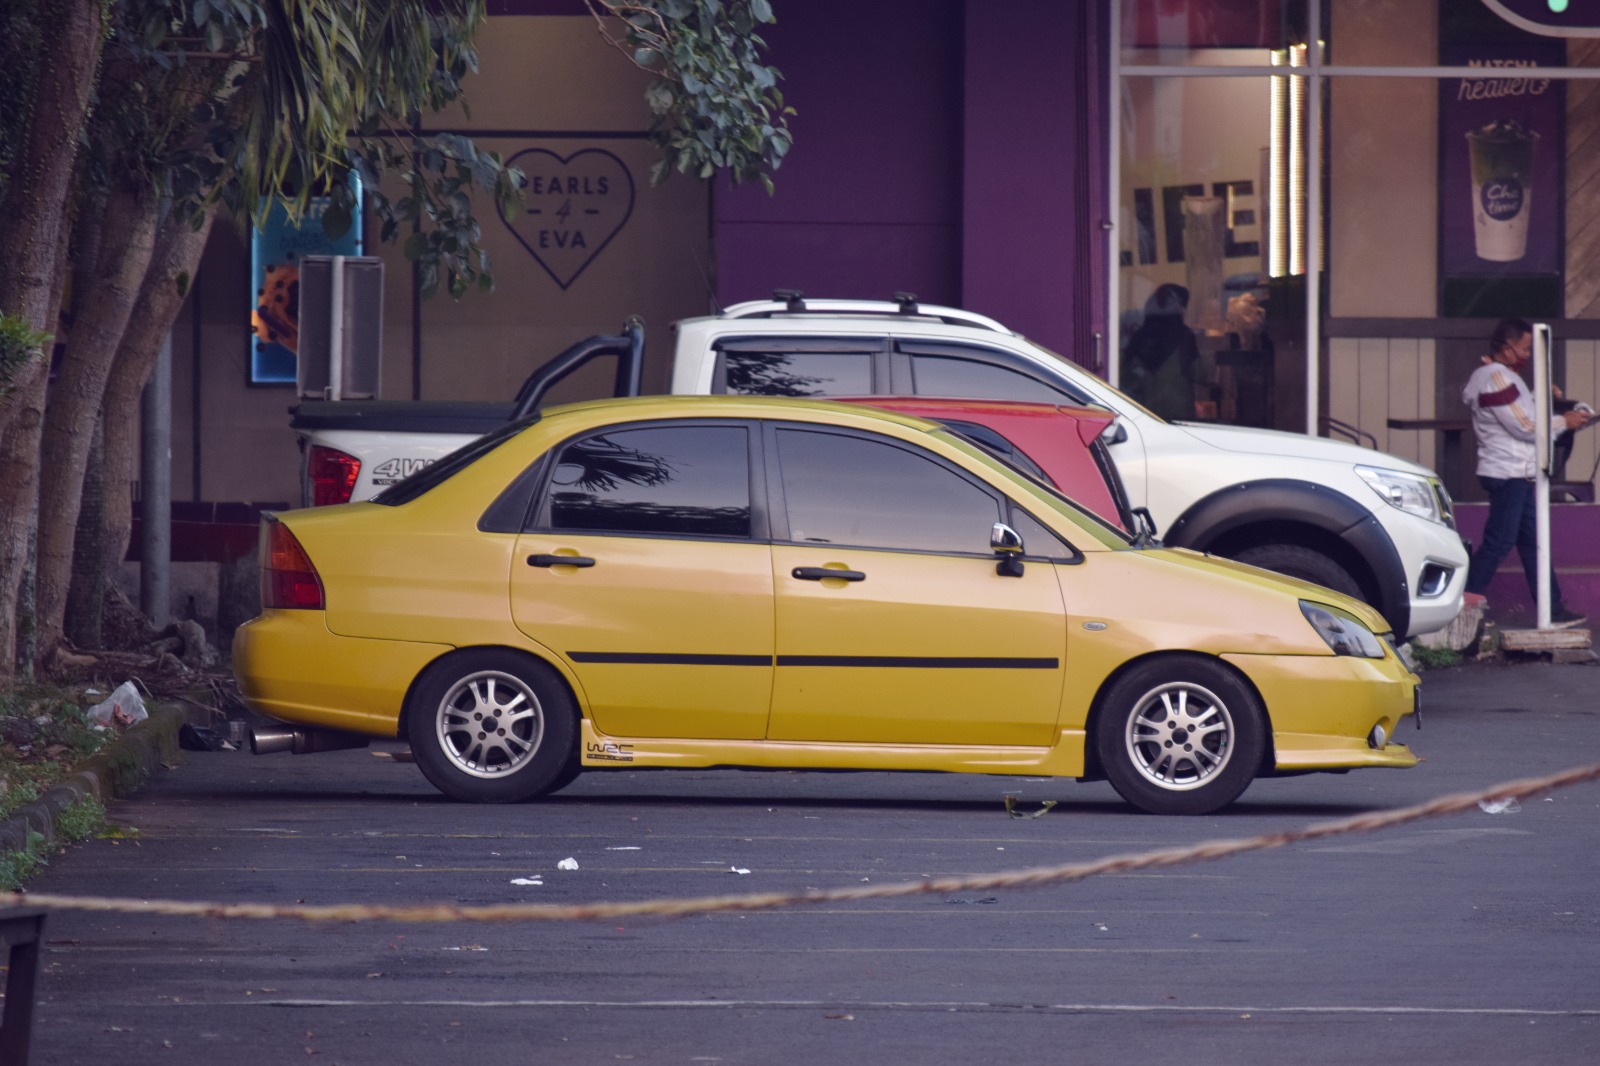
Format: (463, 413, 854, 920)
(539, 393, 945, 434)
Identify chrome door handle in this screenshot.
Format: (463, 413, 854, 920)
(791, 566, 865, 582)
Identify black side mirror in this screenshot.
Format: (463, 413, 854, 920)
(991, 522, 1025, 577)
(1130, 506, 1159, 547)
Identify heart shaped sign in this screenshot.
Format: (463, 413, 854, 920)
(500, 148, 636, 290)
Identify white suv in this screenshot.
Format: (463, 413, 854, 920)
(668, 295, 1467, 639)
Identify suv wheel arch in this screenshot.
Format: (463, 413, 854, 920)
(1163, 479, 1410, 636)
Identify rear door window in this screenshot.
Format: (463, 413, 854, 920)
(535, 424, 753, 539)
(894, 341, 1089, 405)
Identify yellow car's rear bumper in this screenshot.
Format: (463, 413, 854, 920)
(233, 610, 450, 737)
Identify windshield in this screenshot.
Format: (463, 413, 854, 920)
(934, 420, 1056, 485)
(929, 428, 1133, 549)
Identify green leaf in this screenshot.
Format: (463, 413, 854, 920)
(322, 202, 352, 240)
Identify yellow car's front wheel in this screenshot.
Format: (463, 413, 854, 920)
(1096, 655, 1265, 816)
(407, 650, 579, 802)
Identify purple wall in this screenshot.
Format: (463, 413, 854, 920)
(714, 0, 1109, 364)
(715, 0, 964, 308)
(962, 1, 1107, 370)
(1454, 503, 1600, 626)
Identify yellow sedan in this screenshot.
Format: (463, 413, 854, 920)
(234, 395, 1419, 815)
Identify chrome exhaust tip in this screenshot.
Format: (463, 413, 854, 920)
(250, 726, 296, 754)
(250, 726, 370, 755)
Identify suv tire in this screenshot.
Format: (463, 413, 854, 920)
(1234, 543, 1362, 600)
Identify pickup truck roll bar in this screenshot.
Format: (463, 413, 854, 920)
(510, 317, 645, 419)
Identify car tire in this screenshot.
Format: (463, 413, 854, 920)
(407, 650, 579, 803)
(1095, 656, 1265, 815)
(1234, 543, 1362, 600)
(541, 761, 585, 797)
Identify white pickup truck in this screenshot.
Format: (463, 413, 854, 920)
(290, 296, 1469, 638)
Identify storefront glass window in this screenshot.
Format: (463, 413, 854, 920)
(1112, 0, 1600, 485)
(1119, 0, 1306, 66)
(1117, 70, 1284, 426)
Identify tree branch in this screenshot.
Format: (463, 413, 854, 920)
(582, 1, 671, 74)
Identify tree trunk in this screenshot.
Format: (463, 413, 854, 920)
(0, 304, 52, 679)
(65, 417, 105, 650)
(0, 0, 102, 679)
(98, 210, 216, 599)
(34, 183, 162, 672)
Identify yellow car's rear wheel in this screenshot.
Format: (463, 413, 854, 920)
(407, 650, 578, 802)
(1096, 656, 1264, 815)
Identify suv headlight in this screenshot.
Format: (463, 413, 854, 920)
(1301, 601, 1387, 658)
(1355, 465, 1444, 524)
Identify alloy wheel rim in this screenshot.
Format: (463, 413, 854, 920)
(436, 670, 545, 779)
(1123, 681, 1234, 791)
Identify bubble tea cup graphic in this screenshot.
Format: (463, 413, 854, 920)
(1467, 120, 1538, 262)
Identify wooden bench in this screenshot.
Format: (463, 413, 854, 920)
(0, 908, 46, 1066)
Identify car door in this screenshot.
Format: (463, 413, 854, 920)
(765, 423, 1069, 748)
(510, 421, 774, 740)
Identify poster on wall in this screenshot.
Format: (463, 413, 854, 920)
(1438, 32, 1564, 315)
(250, 189, 363, 384)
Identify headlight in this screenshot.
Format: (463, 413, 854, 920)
(1355, 465, 1443, 524)
(1301, 601, 1387, 658)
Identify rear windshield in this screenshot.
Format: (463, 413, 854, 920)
(370, 416, 537, 506)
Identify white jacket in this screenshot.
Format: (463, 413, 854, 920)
(1462, 360, 1567, 480)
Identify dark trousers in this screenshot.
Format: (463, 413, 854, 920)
(1466, 475, 1564, 605)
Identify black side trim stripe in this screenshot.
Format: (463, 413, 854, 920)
(567, 652, 1060, 670)
(778, 655, 1060, 669)
(568, 652, 771, 666)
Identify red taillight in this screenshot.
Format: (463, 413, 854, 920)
(309, 445, 361, 506)
(260, 519, 325, 610)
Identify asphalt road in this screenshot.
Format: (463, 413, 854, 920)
(15, 659, 1600, 1065)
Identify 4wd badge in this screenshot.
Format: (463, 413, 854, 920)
(371, 457, 434, 485)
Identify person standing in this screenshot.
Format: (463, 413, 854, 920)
(1124, 284, 1201, 421)
(1462, 317, 1589, 626)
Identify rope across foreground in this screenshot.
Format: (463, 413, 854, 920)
(6, 762, 1598, 925)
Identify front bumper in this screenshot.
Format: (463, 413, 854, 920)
(1223, 650, 1420, 771)
(1388, 514, 1472, 638)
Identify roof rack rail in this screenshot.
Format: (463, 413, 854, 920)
(719, 291, 1012, 334)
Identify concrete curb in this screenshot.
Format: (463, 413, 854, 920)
(0, 704, 187, 856)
